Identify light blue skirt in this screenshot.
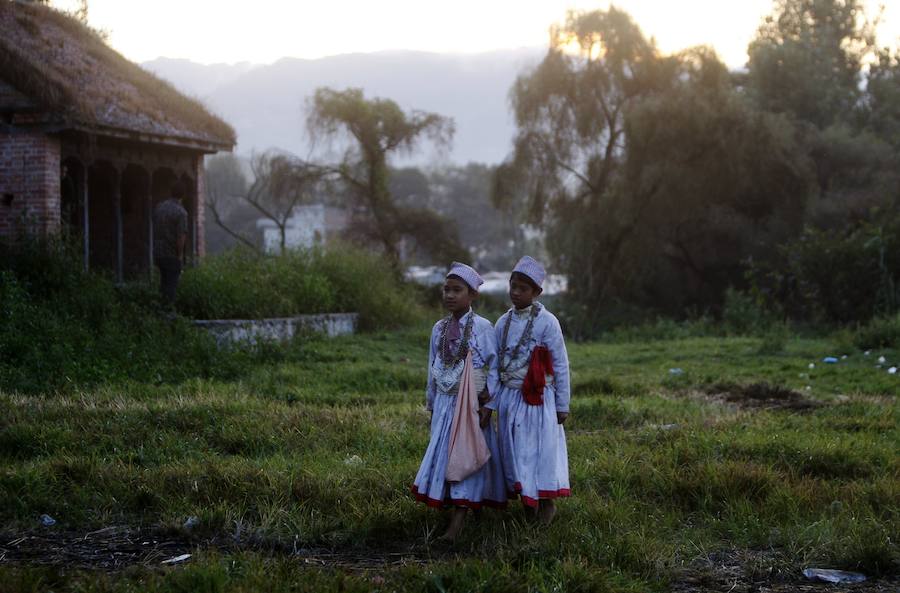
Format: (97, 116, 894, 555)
(496, 383, 570, 507)
(412, 389, 508, 509)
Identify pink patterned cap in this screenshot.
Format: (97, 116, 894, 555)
(513, 255, 546, 287)
(446, 261, 484, 291)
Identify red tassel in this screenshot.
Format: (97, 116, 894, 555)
(522, 345, 553, 405)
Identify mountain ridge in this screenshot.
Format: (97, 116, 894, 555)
(143, 48, 545, 164)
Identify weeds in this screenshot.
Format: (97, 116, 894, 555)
(1, 330, 897, 591)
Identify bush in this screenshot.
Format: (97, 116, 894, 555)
(750, 214, 900, 323)
(0, 239, 249, 393)
(721, 288, 778, 335)
(601, 315, 719, 342)
(176, 244, 425, 330)
(854, 314, 900, 350)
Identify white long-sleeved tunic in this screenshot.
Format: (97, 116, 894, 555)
(425, 309, 499, 411)
(492, 302, 571, 506)
(489, 304, 570, 412)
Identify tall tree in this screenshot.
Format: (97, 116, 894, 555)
(494, 7, 677, 313)
(746, 1, 896, 215)
(863, 47, 900, 151)
(497, 7, 820, 329)
(618, 47, 814, 312)
(746, 0, 877, 128)
(307, 87, 463, 265)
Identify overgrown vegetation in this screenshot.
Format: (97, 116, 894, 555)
(750, 213, 900, 324)
(0, 240, 423, 393)
(177, 244, 425, 329)
(0, 330, 897, 592)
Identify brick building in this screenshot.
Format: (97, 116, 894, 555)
(0, 2, 235, 280)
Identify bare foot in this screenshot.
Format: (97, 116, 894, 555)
(522, 503, 538, 523)
(439, 507, 467, 541)
(538, 500, 557, 525)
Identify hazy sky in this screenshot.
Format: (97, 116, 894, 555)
(54, 0, 900, 67)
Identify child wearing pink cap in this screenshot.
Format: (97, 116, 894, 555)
(489, 256, 571, 524)
(411, 262, 507, 540)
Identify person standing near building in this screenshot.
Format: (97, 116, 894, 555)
(153, 181, 189, 310)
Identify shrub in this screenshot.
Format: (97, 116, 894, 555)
(0, 239, 248, 393)
(312, 245, 426, 331)
(0, 239, 422, 393)
(750, 214, 900, 323)
(854, 314, 900, 350)
(756, 323, 789, 354)
(722, 288, 777, 335)
(176, 244, 424, 330)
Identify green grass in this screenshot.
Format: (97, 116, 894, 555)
(1, 330, 898, 591)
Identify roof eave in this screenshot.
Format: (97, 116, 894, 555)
(72, 123, 234, 154)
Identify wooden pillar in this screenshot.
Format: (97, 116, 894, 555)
(112, 167, 123, 284)
(81, 166, 90, 272)
(147, 183, 154, 283)
(190, 195, 196, 267)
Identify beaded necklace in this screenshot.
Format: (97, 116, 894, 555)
(437, 310, 475, 367)
(499, 303, 541, 372)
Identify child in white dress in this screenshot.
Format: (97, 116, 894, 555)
(489, 256, 571, 524)
(411, 262, 507, 540)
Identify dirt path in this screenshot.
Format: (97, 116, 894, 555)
(672, 549, 899, 593)
(2, 528, 897, 592)
(0, 526, 429, 572)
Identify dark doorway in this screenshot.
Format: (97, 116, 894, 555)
(121, 164, 151, 279)
(60, 158, 85, 234)
(87, 161, 117, 274)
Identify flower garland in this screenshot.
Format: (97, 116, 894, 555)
(499, 303, 541, 373)
(437, 311, 475, 367)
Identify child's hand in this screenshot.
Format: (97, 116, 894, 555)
(479, 407, 492, 428)
(477, 389, 490, 406)
(556, 411, 568, 425)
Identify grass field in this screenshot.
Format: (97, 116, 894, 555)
(1, 328, 898, 592)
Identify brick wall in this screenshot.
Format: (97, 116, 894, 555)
(0, 129, 61, 239)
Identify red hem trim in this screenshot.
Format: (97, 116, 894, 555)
(520, 488, 572, 508)
(410, 485, 508, 510)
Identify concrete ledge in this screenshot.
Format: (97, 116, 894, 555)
(194, 313, 358, 347)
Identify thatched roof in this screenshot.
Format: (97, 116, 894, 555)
(0, 2, 235, 151)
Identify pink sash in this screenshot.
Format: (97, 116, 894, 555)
(445, 351, 491, 482)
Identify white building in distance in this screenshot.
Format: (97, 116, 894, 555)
(256, 204, 347, 254)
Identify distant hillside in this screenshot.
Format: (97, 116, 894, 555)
(143, 49, 544, 164)
(143, 58, 260, 98)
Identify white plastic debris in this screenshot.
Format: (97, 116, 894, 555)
(162, 553, 192, 565)
(344, 454, 363, 466)
(808, 363, 815, 369)
(889, 367, 898, 375)
(841, 355, 848, 360)
(802, 568, 866, 584)
(805, 385, 811, 391)
(668, 368, 684, 375)
(40, 514, 56, 527)
(864, 350, 871, 356)
(878, 355, 886, 364)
